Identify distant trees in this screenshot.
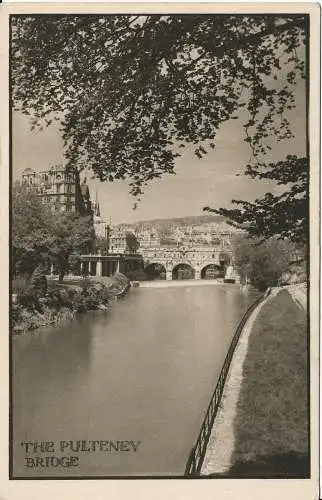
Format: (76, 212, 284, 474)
(12, 183, 94, 283)
(233, 234, 297, 291)
(95, 235, 109, 255)
(125, 232, 140, 253)
(50, 212, 94, 281)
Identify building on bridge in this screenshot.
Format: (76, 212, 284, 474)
(134, 228, 161, 248)
(142, 245, 233, 281)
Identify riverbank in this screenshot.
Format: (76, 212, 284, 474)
(12, 282, 259, 477)
(201, 285, 308, 477)
(12, 273, 130, 335)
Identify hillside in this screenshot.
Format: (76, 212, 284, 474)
(117, 214, 226, 230)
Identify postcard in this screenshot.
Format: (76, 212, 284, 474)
(0, 2, 319, 499)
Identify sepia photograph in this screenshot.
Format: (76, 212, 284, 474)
(5, 4, 318, 488)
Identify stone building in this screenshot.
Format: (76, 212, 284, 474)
(109, 227, 139, 254)
(21, 165, 93, 217)
(135, 228, 161, 248)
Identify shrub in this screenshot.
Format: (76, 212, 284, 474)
(233, 236, 294, 291)
(30, 266, 47, 297)
(83, 294, 100, 310)
(100, 286, 111, 304)
(11, 303, 24, 323)
(12, 275, 30, 295)
(12, 275, 38, 309)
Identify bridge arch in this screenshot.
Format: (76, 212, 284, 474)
(144, 262, 166, 280)
(200, 263, 224, 280)
(172, 263, 195, 280)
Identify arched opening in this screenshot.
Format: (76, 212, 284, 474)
(144, 263, 166, 281)
(172, 263, 195, 280)
(201, 264, 224, 280)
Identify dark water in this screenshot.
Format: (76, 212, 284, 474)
(12, 284, 259, 477)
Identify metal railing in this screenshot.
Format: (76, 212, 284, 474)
(184, 291, 269, 476)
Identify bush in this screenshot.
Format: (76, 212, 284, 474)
(30, 266, 47, 297)
(83, 294, 100, 310)
(70, 281, 111, 312)
(100, 286, 111, 304)
(44, 282, 79, 310)
(233, 236, 294, 291)
(12, 275, 38, 309)
(11, 275, 115, 332)
(12, 275, 30, 295)
(11, 303, 24, 323)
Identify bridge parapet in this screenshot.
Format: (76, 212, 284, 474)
(143, 245, 232, 279)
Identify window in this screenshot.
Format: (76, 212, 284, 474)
(56, 184, 61, 193)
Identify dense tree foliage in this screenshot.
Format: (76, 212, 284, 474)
(233, 234, 298, 290)
(12, 183, 54, 274)
(50, 212, 94, 281)
(95, 235, 109, 255)
(11, 14, 308, 241)
(206, 156, 308, 243)
(12, 183, 94, 281)
(124, 231, 140, 253)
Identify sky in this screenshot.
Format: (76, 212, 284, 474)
(12, 81, 306, 225)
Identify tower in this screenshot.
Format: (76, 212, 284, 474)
(93, 190, 101, 218)
(93, 190, 108, 239)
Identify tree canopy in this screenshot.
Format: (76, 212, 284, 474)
(12, 183, 94, 280)
(205, 155, 308, 243)
(11, 14, 308, 242)
(12, 182, 55, 274)
(232, 234, 296, 290)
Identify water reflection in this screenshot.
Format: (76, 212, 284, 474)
(12, 284, 259, 477)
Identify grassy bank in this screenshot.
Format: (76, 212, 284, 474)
(228, 289, 309, 477)
(12, 273, 130, 335)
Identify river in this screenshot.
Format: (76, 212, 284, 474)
(12, 282, 259, 477)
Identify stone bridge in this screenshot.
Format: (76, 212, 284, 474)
(142, 245, 232, 280)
